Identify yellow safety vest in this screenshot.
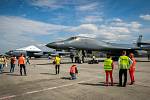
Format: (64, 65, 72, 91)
(0, 58, 4, 64)
(104, 58, 113, 71)
(119, 56, 129, 69)
(55, 57, 60, 65)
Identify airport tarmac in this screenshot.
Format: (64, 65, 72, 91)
(0, 57, 150, 100)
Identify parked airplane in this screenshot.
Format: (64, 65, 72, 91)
(6, 45, 71, 58)
(46, 35, 150, 59)
(50, 50, 71, 57)
(6, 45, 44, 58)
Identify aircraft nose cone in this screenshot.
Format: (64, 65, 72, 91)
(46, 42, 56, 48)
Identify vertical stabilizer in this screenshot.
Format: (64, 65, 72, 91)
(137, 35, 143, 47)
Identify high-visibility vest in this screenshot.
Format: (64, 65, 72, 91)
(130, 58, 136, 69)
(104, 58, 113, 71)
(119, 56, 129, 69)
(70, 66, 78, 74)
(18, 56, 25, 64)
(0, 58, 4, 64)
(70, 65, 77, 73)
(55, 57, 60, 65)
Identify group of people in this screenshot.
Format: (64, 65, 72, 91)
(104, 51, 136, 87)
(70, 50, 86, 64)
(1, 51, 136, 86)
(53, 55, 78, 80)
(54, 51, 136, 83)
(0, 54, 30, 76)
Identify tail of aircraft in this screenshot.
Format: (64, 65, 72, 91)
(136, 35, 143, 47)
(136, 35, 150, 47)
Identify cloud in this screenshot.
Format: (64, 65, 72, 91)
(0, 16, 67, 35)
(0, 16, 68, 53)
(0, 15, 143, 53)
(112, 18, 123, 22)
(80, 16, 103, 23)
(67, 18, 142, 42)
(140, 14, 150, 21)
(30, 0, 64, 9)
(77, 2, 99, 11)
(110, 19, 141, 32)
(69, 24, 98, 33)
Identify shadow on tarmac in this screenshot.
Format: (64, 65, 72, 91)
(40, 73, 56, 75)
(60, 77, 71, 80)
(36, 61, 102, 65)
(2, 71, 10, 73)
(79, 82, 119, 87)
(79, 82, 105, 86)
(6, 73, 21, 76)
(36, 63, 52, 65)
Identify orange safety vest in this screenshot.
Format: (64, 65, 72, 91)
(70, 65, 77, 74)
(130, 58, 136, 70)
(18, 56, 25, 64)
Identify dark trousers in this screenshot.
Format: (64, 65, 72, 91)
(119, 69, 127, 86)
(71, 57, 74, 63)
(0, 64, 2, 73)
(10, 63, 15, 73)
(55, 65, 60, 74)
(82, 56, 84, 63)
(75, 57, 78, 63)
(20, 64, 26, 75)
(26, 60, 30, 64)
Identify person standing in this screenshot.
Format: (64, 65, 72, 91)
(104, 54, 114, 86)
(10, 55, 16, 73)
(70, 64, 78, 80)
(70, 53, 74, 63)
(18, 54, 26, 76)
(118, 51, 132, 87)
(0, 56, 4, 74)
(129, 53, 136, 85)
(26, 56, 30, 64)
(148, 54, 150, 60)
(54, 55, 61, 74)
(2, 56, 7, 70)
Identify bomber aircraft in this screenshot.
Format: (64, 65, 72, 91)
(46, 35, 150, 60)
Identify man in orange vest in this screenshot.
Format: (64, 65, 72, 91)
(70, 64, 78, 80)
(129, 53, 136, 85)
(18, 54, 26, 76)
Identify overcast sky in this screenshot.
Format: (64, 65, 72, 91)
(0, 0, 150, 53)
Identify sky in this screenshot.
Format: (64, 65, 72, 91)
(0, 0, 150, 53)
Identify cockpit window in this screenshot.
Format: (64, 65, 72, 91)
(64, 37, 78, 41)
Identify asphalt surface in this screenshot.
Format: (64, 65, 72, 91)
(0, 57, 150, 100)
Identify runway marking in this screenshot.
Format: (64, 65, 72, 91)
(0, 95, 16, 100)
(0, 77, 103, 100)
